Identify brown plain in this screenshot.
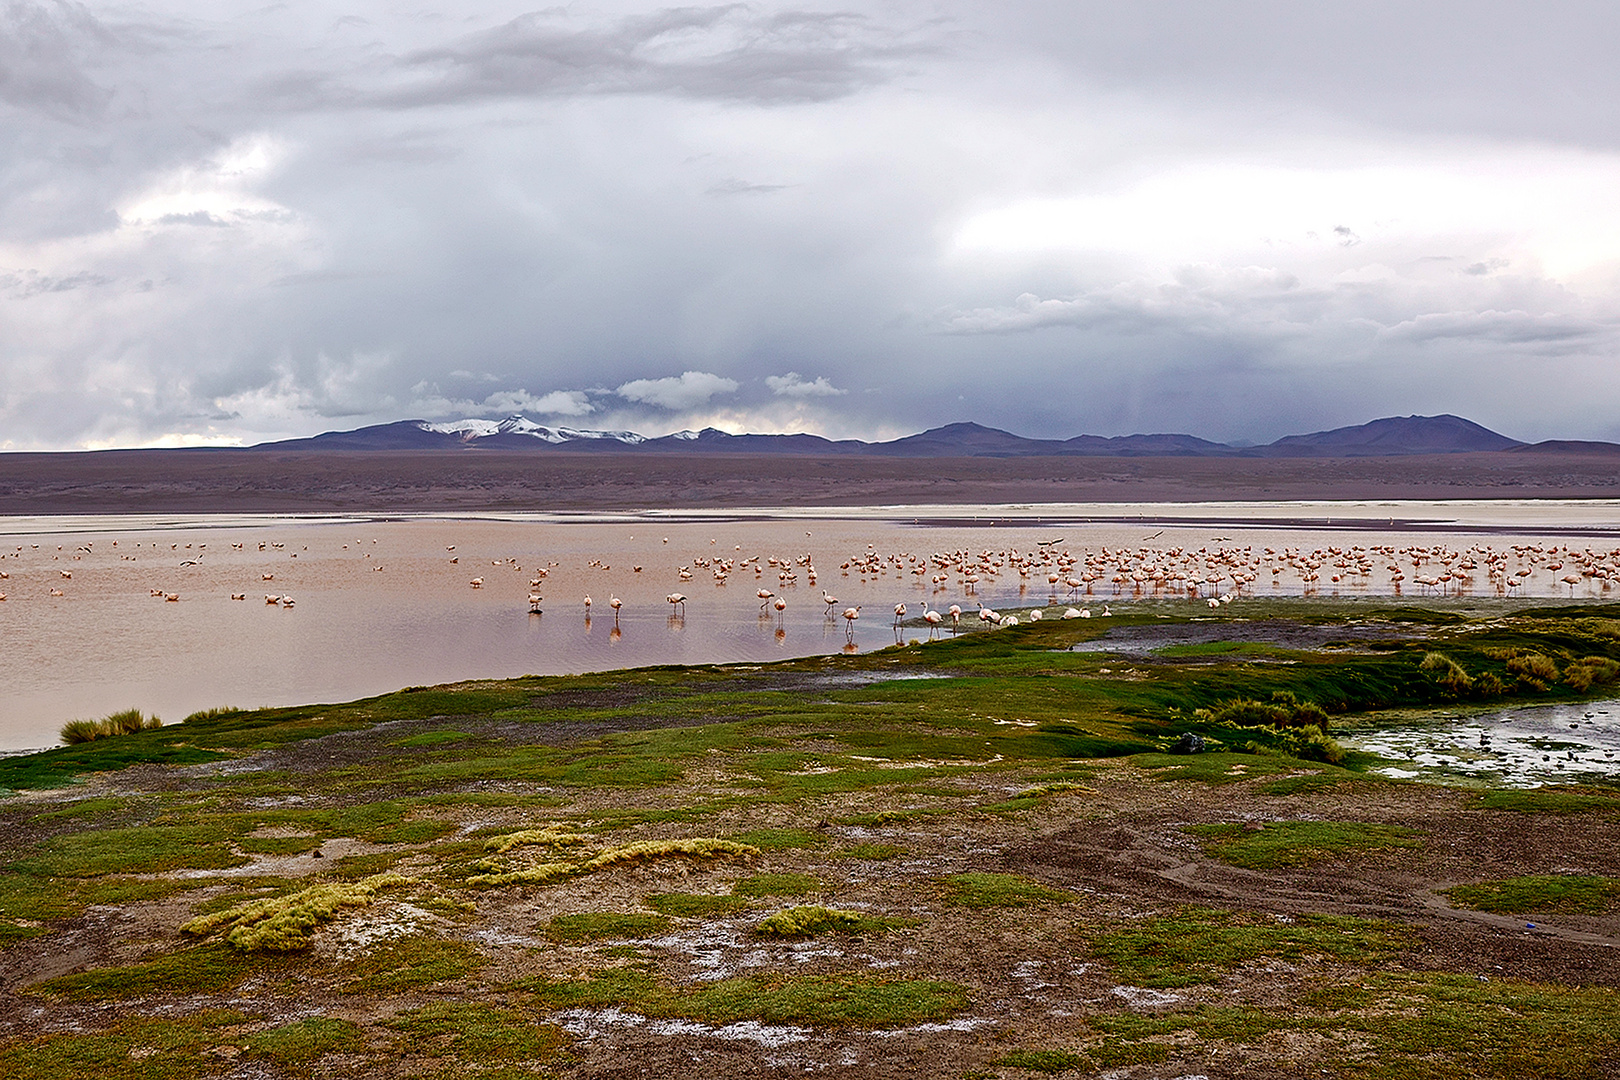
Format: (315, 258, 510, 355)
(2, 448, 1618, 513)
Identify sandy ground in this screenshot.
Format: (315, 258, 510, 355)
(3, 448, 1620, 513)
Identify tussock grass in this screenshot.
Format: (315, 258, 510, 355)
(59, 708, 161, 745)
(181, 872, 413, 951)
(482, 825, 592, 853)
(468, 836, 759, 888)
(465, 861, 576, 887)
(754, 905, 904, 938)
(581, 837, 760, 870)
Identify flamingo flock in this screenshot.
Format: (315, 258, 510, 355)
(9, 532, 1620, 670)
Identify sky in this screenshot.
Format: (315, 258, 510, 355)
(3, 0, 1619, 450)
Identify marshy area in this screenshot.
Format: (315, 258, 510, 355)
(1, 598, 1618, 1078)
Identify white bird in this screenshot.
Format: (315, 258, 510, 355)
(470, 577, 483, 588)
(893, 602, 907, 628)
(666, 592, 687, 614)
(528, 593, 543, 612)
(1062, 607, 1082, 619)
(841, 605, 861, 638)
(822, 590, 838, 610)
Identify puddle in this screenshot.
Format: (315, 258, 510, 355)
(1344, 700, 1620, 787)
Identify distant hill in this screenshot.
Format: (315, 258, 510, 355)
(251, 413, 1568, 458)
(1256, 414, 1524, 457)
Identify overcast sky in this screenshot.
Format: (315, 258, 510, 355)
(3, 1, 1618, 449)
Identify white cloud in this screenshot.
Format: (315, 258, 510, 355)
(766, 372, 846, 397)
(407, 386, 596, 418)
(615, 370, 739, 410)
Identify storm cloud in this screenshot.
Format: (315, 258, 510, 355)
(2, 1, 1618, 450)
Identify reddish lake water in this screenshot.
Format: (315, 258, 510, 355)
(4, 500, 1620, 751)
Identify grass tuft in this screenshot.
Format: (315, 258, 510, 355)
(754, 904, 903, 937)
(181, 872, 413, 951)
(59, 708, 162, 745)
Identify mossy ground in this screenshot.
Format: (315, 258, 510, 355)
(2, 601, 1619, 1077)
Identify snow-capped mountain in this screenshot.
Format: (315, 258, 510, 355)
(418, 416, 647, 445)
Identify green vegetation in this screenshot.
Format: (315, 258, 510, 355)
(644, 892, 747, 917)
(181, 873, 413, 951)
(4, 600, 1620, 1075)
(392, 729, 473, 747)
(1087, 971, 1620, 1078)
(339, 936, 483, 992)
(547, 912, 670, 942)
(384, 1003, 565, 1068)
(244, 1018, 366, 1071)
(59, 708, 162, 745)
(728, 827, 825, 851)
(1188, 820, 1423, 869)
(992, 1048, 1088, 1073)
(521, 968, 969, 1027)
(754, 905, 905, 937)
(940, 872, 1072, 908)
(1446, 875, 1620, 915)
(1475, 787, 1620, 814)
(1091, 907, 1408, 988)
(734, 871, 821, 898)
(29, 943, 277, 1001)
(838, 842, 908, 860)
(0, 1010, 248, 1080)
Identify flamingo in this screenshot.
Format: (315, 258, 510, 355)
(529, 593, 543, 612)
(610, 595, 622, 619)
(773, 595, 787, 624)
(948, 603, 962, 631)
(584, 595, 592, 612)
(759, 590, 776, 611)
(841, 605, 861, 639)
(822, 590, 838, 611)
(893, 602, 907, 628)
(922, 603, 943, 637)
(470, 577, 483, 588)
(666, 592, 687, 614)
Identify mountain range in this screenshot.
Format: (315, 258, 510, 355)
(254, 413, 1606, 458)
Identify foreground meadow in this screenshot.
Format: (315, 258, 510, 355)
(2, 600, 1618, 1079)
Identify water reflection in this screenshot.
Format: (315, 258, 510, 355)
(1343, 701, 1620, 787)
(6, 506, 1620, 749)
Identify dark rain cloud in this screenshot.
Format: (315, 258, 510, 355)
(3, 1, 1620, 450)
